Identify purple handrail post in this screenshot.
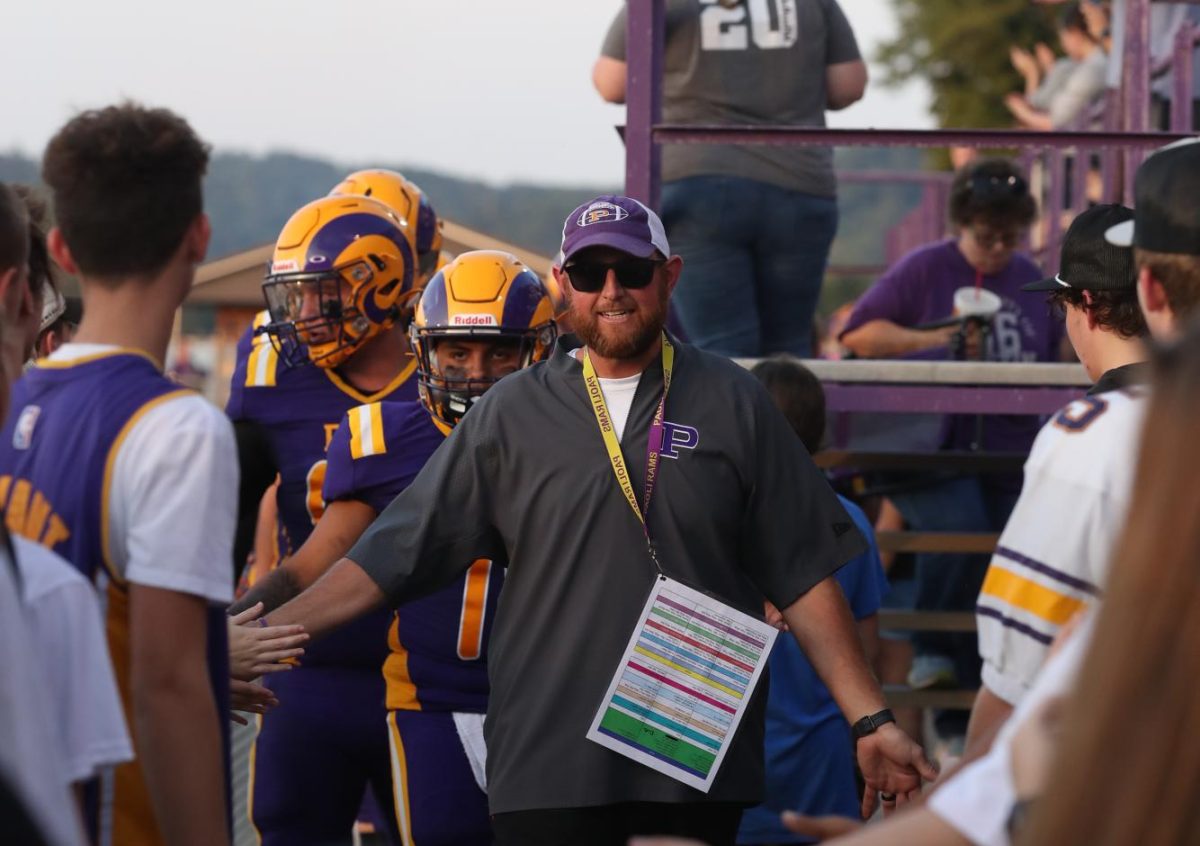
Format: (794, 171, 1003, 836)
(1101, 89, 1121, 203)
(624, 0, 665, 209)
(1123, 0, 1152, 201)
(1172, 22, 1197, 134)
(1046, 148, 1066, 272)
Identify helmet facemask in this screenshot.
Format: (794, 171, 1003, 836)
(412, 324, 555, 427)
(261, 257, 413, 370)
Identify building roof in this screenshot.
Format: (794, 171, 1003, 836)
(188, 219, 554, 307)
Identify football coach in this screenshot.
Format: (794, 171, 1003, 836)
(265, 195, 936, 846)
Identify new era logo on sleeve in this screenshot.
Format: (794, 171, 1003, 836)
(660, 421, 699, 459)
(12, 405, 41, 450)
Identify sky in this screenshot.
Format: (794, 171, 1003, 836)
(3, 0, 932, 187)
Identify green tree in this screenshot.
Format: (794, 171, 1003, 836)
(876, 0, 1059, 129)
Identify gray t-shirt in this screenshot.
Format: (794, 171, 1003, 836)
(602, 0, 861, 197)
(349, 337, 865, 813)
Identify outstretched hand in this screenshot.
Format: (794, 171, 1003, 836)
(228, 602, 308, 681)
(781, 811, 862, 840)
(857, 723, 939, 818)
(230, 679, 279, 726)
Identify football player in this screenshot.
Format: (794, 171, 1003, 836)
(331, 169, 445, 289)
(226, 185, 432, 845)
(238, 251, 556, 844)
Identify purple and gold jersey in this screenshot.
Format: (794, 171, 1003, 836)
(227, 312, 419, 550)
(324, 400, 504, 713)
(0, 349, 230, 846)
(227, 313, 418, 668)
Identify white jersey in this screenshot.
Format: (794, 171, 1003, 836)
(976, 388, 1147, 706)
(931, 613, 1095, 846)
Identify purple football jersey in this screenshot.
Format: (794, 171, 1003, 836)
(227, 313, 420, 550)
(227, 313, 418, 668)
(324, 400, 504, 713)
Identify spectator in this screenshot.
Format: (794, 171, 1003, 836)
(0, 183, 84, 846)
(740, 357, 889, 846)
(963, 204, 1147, 760)
(6, 185, 135, 805)
(1005, 3, 1107, 129)
(1018, 319, 1200, 846)
(36, 295, 82, 359)
(840, 159, 1064, 734)
(1009, 40, 1074, 115)
(594, 0, 867, 357)
(0, 104, 236, 846)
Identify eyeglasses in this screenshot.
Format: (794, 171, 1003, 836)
(969, 226, 1022, 250)
(563, 258, 663, 293)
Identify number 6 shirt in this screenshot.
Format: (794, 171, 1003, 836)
(840, 239, 1065, 455)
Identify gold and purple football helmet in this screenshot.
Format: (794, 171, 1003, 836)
(261, 195, 417, 369)
(330, 169, 443, 286)
(410, 250, 556, 426)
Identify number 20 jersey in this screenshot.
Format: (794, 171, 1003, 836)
(226, 313, 418, 667)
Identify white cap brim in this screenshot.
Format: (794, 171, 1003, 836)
(1105, 219, 1135, 248)
(38, 284, 65, 333)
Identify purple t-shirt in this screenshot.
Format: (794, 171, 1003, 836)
(841, 239, 1063, 453)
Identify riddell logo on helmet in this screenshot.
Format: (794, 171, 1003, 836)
(271, 259, 299, 274)
(579, 202, 628, 226)
(451, 314, 498, 326)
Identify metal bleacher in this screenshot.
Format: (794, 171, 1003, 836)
(620, 0, 1196, 711)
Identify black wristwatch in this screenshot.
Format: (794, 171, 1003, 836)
(851, 708, 896, 741)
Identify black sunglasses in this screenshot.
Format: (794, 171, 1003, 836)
(564, 258, 663, 293)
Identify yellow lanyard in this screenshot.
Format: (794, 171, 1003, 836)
(582, 334, 674, 533)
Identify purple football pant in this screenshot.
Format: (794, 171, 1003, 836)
(386, 710, 493, 845)
(250, 666, 399, 846)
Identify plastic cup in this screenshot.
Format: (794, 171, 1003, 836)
(953, 287, 1002, 319)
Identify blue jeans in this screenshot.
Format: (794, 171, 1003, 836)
(661, 175, 838, 357)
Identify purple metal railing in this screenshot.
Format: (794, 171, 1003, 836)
(822, 384, 1083, 416)
(622, 0, 1194, 415)
(1172, 22, 1199, 133)
(625, 0, 663, 207)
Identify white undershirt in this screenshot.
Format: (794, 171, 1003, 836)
(571, 348, 643, 441)
(0, 549, 84, 846)
(47, 344, 236, 603)
(16, 537, 133, 783)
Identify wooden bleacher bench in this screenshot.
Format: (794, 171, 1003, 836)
(884, 685, 978, 711)
(877, 610, 976, 632)
(875, 531, 999, 554)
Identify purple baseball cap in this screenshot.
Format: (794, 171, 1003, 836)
(560, 195, 671, 262)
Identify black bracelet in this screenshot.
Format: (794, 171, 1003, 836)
(851, 708, 896, 741)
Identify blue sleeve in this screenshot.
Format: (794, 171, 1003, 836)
(835, 497, 889, 620)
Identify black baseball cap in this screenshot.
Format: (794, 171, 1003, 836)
(1105, 138, 1200, 255)
(1023, 204, 1137, 292)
